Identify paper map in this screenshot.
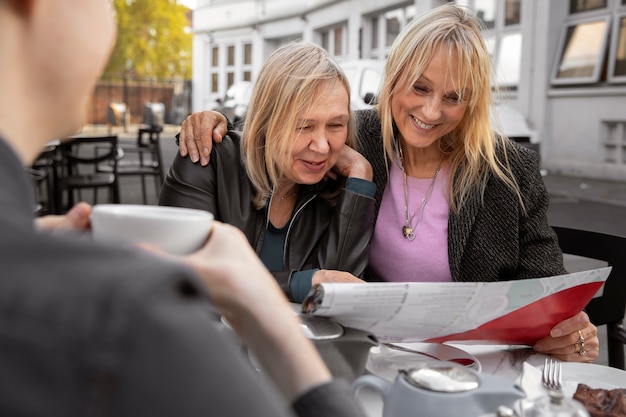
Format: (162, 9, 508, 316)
(301, 267, 611, 345)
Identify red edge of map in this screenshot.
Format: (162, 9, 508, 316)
(424, 281, 604, 345)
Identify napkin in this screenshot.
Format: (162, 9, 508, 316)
(518, 362, 544, 400)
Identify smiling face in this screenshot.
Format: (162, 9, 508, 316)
(275, 79, 350, 186)
(391, 44, 470, 153)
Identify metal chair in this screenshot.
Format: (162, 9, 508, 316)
(57, 135, 120, 212)
(98, 126, 164, 204)
(552, 225, 626, 369)
(29, 142, 59, 215)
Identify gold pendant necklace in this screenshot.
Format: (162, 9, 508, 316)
(399, 146, 443, 241)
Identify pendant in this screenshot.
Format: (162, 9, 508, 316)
(402, 225, 415, 241)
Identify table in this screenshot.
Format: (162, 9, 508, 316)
(354, 343, 626, 417)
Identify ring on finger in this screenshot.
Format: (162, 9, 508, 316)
(574, 341, 586, 356)
(576, 329, 585, 345)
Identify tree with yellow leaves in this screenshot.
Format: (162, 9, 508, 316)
(106, 0, 192, 80)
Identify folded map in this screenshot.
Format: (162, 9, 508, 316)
(301, 267, 611, 345)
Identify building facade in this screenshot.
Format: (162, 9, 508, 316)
(190, 0, 626, 181)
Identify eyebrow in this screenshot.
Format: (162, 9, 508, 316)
(297, 114, 350, 124)
(415, 76, 468, 97)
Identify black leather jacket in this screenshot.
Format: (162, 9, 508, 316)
(160, 131, 376, 300)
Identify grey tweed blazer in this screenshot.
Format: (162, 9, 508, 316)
(355, 109, 566, 283)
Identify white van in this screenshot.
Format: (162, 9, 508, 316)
(338, 59, 385, 110)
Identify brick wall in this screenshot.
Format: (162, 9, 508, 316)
(85, 77, 190, 126)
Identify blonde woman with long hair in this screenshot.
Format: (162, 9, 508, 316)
(161, 41, 375, 303)
(176, 5, 598, 364)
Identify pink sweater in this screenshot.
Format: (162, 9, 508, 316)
(368, 162, 452, 282)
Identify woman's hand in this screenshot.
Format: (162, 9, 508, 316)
(327, 145, 373, 181)
(35, 202, 92, 233)
(179, 110, 228, 165)
(312, 270, 365, 285)
(533, 311, 599, 363)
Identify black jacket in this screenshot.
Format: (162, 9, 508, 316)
(160, 131, 376, 300)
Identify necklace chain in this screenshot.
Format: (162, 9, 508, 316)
(399, 145, 443, 241)
(279, 191, 297, 201)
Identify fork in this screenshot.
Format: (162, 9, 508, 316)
(541, 358, 563, 392)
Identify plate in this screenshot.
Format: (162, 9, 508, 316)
(366, 342, 481, 381)
(559, 362, 626, 397)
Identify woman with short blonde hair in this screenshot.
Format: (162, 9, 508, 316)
(242, 42, 356, 208)
(162, 41, 375, 303)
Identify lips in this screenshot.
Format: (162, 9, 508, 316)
(302, 159, 327, 172)
(411, 115, 437, 130)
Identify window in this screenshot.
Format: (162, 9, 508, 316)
(570, 0, 608, 13)
(211, 73, 218, 93)
(242, 42, 253, 83)
(367, 5, 416, 59)
(334, 27, 343, 56)
(496, 33, 522, 85)
(371, 16, 379, 49)
(552, 17, 611, 84)
(609, 13, 626, 81)
(212, 46, 219, 67)
(317, 23, 348, 59)
(321, 31, 329, 51)
(210, 46, 219, 94)
(474, 0, 522, 87)
(385, 9, 402, 47)
(243, 43, 252, 65)
(555, 0, 626, 85)
(476, 0, 497, 29)
(505, 0, 521, 25)
(227, 45, 235, 66)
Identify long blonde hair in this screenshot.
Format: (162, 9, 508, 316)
(241, 41, 355, 208)
(378, 4, 521, 212)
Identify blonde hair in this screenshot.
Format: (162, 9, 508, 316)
(378, 4, 521, 212)
(241, 41, 355, 208)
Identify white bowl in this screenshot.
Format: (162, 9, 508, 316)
(91, 204, 214, 255)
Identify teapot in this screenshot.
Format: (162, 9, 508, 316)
(352, 360, 525, 417)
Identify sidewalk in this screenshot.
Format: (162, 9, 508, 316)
(543, 172, 626, 208)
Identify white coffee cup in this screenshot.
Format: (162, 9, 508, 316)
(91, 204, 214, 255)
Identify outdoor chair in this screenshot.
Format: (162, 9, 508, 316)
(29, 142, 58, 215)
(57, 135, 120, 212)
(552, 225, 626, 369)
(98, 125, 164, 204)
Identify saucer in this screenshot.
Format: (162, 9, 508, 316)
(366, 342, 481, 381)
(560, 362, 626, 397)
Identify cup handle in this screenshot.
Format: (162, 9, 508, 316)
(352, 374, 391, 396)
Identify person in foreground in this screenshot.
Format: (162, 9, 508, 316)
(176, 4, 598, 363)
(0, 1, 365, 416)
(160, 41, 375, 303)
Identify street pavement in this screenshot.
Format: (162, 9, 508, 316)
(544, 172, 626, 209)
